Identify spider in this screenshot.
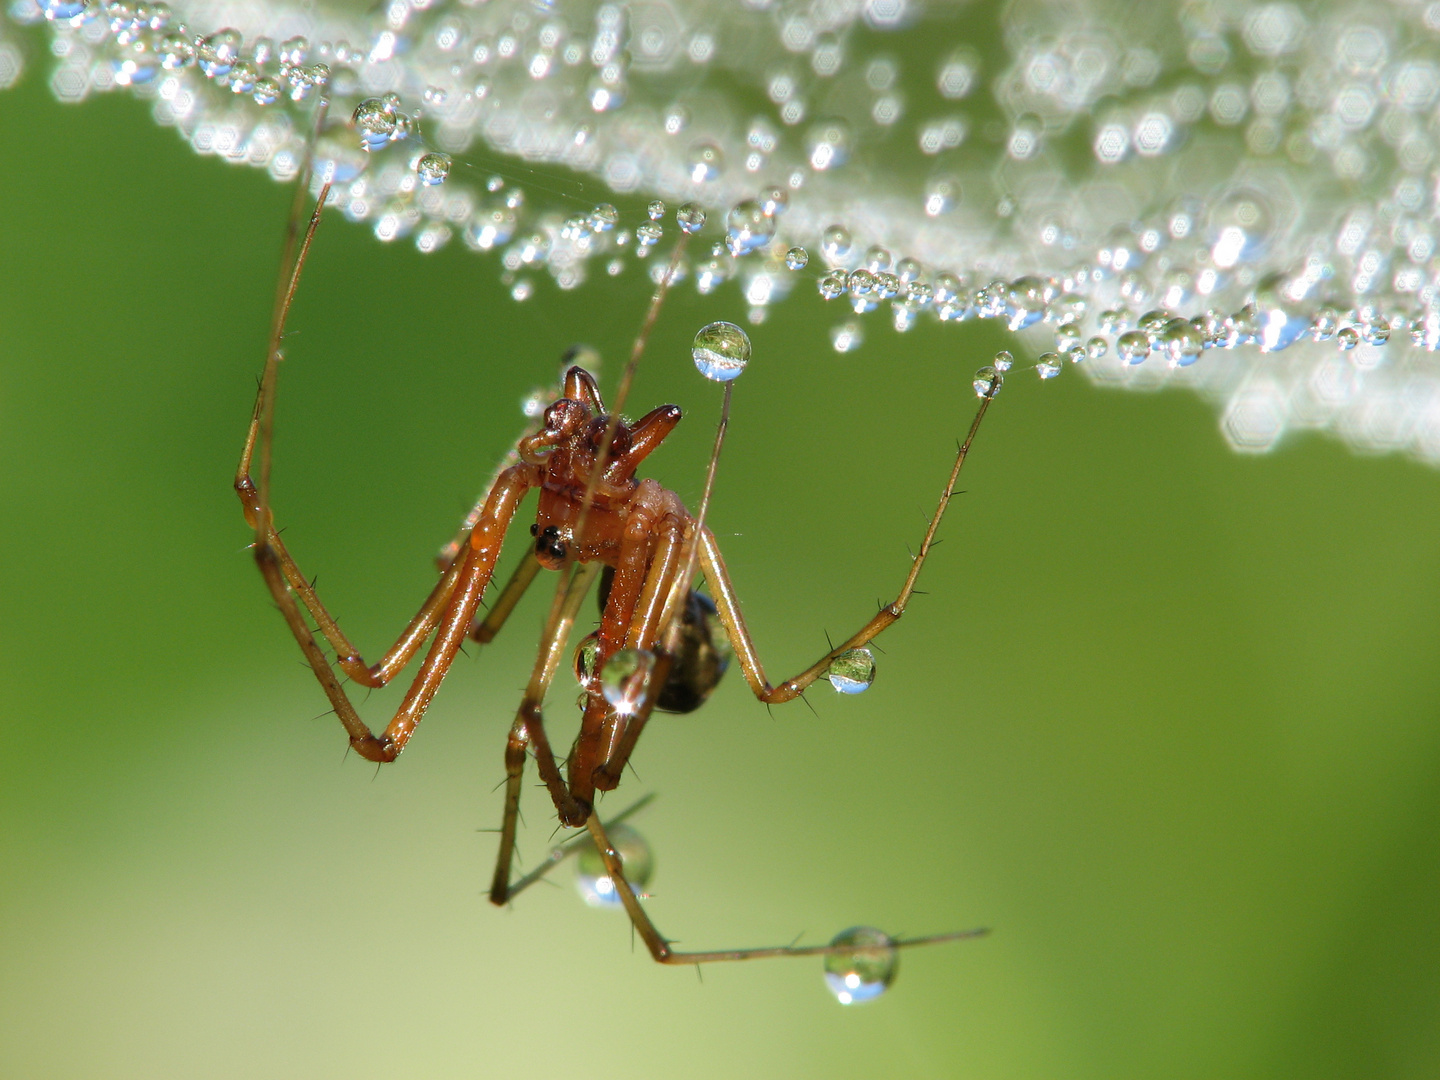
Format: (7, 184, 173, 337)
(234, 152, 998, 988)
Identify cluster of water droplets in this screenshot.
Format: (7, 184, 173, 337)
(8, 0, 1440, 461)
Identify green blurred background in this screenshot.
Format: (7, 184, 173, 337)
(4, 37, 1440, 1080)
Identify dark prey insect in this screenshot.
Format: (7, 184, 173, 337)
(234, 156, 999, 986)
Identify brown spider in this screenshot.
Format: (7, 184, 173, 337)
(235, 168, 997, 974)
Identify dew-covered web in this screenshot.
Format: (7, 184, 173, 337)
(7, 0, 1440, 462)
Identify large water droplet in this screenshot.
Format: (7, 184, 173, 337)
(196, 28, 242, 78)
(1251, 274, 1310, 352)
(416, 152, 451, 186)
(688, 141, 723, 182)
(353, 98, 396, 152)
(575, 823, 655, 908)
(1159, 318, 1204, 366)
(1036, 352, 1063, 379)
(1006, 276, 1047, 331)
(724, 199, 774, 254)
(590, 203, 618, 232)
(827, 647, 875, 693)
(676, 202, 707, 234)
(600, 648, 655, 716)
(692, 321, 751, 381)
(821, 225, 852, 262)
(973, 365, 1004, 398)
(823, 926, 898, 1004)
(1116, 330, 1151, 365)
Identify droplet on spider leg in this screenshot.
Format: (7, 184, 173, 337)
(572, 631, 601, 685)
(972, 365, 1004, 398)
(575, 823, 655, 908)
(415, 151, 451, 186)
(827, 647, 875, 693)
(601, 648, 655, 715)
(692, 321, 751, 381)
(823, 926, 898, 1004)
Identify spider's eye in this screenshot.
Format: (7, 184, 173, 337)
(534, 524, 569, 566)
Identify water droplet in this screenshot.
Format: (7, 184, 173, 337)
(821, 225, 852, 262)
(818, 269, 847, 300)
(353, 98, 397, 152)
(993, 350, 1014, 372)
(1054, 321, 1082, 351)
(1036, 352, 1063, 379)
(827, 647, 875, 693)
(40, 0, 88, 22)
(1086, 336, 1109, 360)
(573, 631, 601, 685)
(576, 823, 655, 908)
(676, 202, 706, 235)
(1159, 318, 1204, 367)
(824, 926, 898, 1005)
(973, 365, 1004, 398)
(1137, 309, 1174, 336)
(785, 247, 809, 271)
(1337, 325, 1360, 350)
(1117, 330, 1151, 364)
(601, 648, 655, 716)
(590, 203, 618, 232)
(723, 200, 773, 253)
(1251, 274, 1309, 352)
(1006, 276, 1047, 331)
(692, 321, 751, 382)
(196, 28, 243, 78)
(830, 321, 863, 353)
(760, 186, 789, 216)
(806, 118, 852, 170)
(1098, 308, 1132, 335)
(687, 141, 723, 182)
(251, 76, 282, 105)
(635, 221, 663, 246)
(924, 175, 960, 217)
(646, 199, 665, 220)
(846, 268, 876, 296)
(416, 151, 451, 186)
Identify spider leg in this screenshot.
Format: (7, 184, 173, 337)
(251, 464, 537, 762)
(238, 442, 472, 688)
(698, 387, 997, 704)
(565, 489, 684, 812)
(471, 550, 543, 644)
(489, 560, 602, 904)
(583, 813, 987, 965)
(591, 514, 686, 793)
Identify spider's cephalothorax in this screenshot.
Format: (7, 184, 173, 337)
(517, 366, 683, 572)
